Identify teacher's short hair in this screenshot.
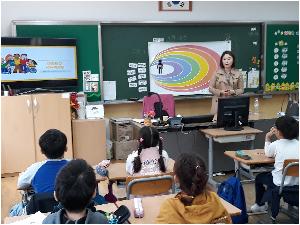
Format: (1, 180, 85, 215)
(220, 51, 236, 69)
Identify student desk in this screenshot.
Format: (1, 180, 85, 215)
(200, 126, 263, 187)
(224, 149, 275, 181)
(5, 194, 240, 224)
(95, 194, 241, 224)
(95, 159, 175, 181)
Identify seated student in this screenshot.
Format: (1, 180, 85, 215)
(10, 129, 69, 216)
(43, 159, 108, 224)
(156, 153, 231, 224)
(250, 115, 299, 213)
(126, 126, 169, 176)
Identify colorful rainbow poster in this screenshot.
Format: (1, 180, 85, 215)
(148, 41, 231, 95)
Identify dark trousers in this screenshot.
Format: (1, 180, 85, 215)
(255, 172, 276, 206)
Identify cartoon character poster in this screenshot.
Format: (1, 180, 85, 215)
(148, 41, 231, 95)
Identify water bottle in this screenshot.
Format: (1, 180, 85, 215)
(254, 97, 259, 115)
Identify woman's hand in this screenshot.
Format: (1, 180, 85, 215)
(229, 90, 236, 95)
(221, 90, 231, 96)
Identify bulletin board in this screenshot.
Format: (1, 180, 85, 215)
(264, 23, 299, 92)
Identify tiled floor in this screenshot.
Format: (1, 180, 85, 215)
(1, 173, 298, 224)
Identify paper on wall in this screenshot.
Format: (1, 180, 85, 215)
(138, 86, 148, 92)
(90, 74, 99, 81)
(86, 104, 104, 119)
(129, 63, 138, 68)
(247, 68, 259, 88)
(127, 70, 136, 75)
(128, 76, 137, 82)
(138, 63, 146, 68)
(138, 80, 147, 86)
(138, 68, 146, 73)
(129, 83, 137, 87)
(103, 81, 116, 100)
(138, 74, 146, 79)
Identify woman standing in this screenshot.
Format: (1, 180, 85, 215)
(209, 51, 244, 115)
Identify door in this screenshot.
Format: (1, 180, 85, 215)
(1, 95, 36, 174)
(32, 93, 73, 161)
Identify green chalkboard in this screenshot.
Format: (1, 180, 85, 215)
(101, 23, 262, 100)
(265, 23, 299, 92)
(16, 24, 101, 102)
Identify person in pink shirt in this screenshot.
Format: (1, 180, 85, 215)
(126, 126, 169, 176)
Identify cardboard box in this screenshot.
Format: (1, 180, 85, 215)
(110, 120, 133, 141)
(113, 140, 138, 160)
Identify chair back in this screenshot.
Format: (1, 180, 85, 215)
(126, 174, 174, 199)
(142, 94, 175, 117)
(280, 159, 299, 194)
(26, 192, 58, 215)
(282, 159, 299, 177)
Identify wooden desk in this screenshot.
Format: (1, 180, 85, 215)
(5, 193, 240, 224)
(200, 126, 263, 187)
(96, 159, 175, 181)
(96, 194, 241, 224)
(224, 149, 275, 165)
(224, 149, 274, 181)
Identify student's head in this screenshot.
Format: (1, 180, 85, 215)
(275, 115, 299, 140)
(39, 129, 67, 159)
(133, 126, 166, 173)
(55, 159, 96, 212)
(220, 51, 235, 69)
(174, 153, 208, 197)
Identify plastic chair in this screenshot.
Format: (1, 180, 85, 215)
(126, 174, 175, 199)
(270, 159, 299, 222)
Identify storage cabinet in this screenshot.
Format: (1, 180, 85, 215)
(72, 119, 106, 166)
(1, 93, 73, 174)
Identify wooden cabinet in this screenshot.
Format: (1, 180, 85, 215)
(1, 95, 36, 174)
(1, 93, 73, 174)
(72, 119, 106, 166)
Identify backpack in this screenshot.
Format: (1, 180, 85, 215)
(217, 176, 248, 224)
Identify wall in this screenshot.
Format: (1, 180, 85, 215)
(1, 1, 298, 36)
(1, 1, 298, 119)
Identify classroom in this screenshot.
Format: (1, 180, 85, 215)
(1, 0, 299, 224)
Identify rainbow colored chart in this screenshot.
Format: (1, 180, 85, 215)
(149, 42, 230, 95)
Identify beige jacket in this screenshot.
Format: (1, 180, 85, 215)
(209, 69, 244, 114)
(156, 191, 232, 224)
